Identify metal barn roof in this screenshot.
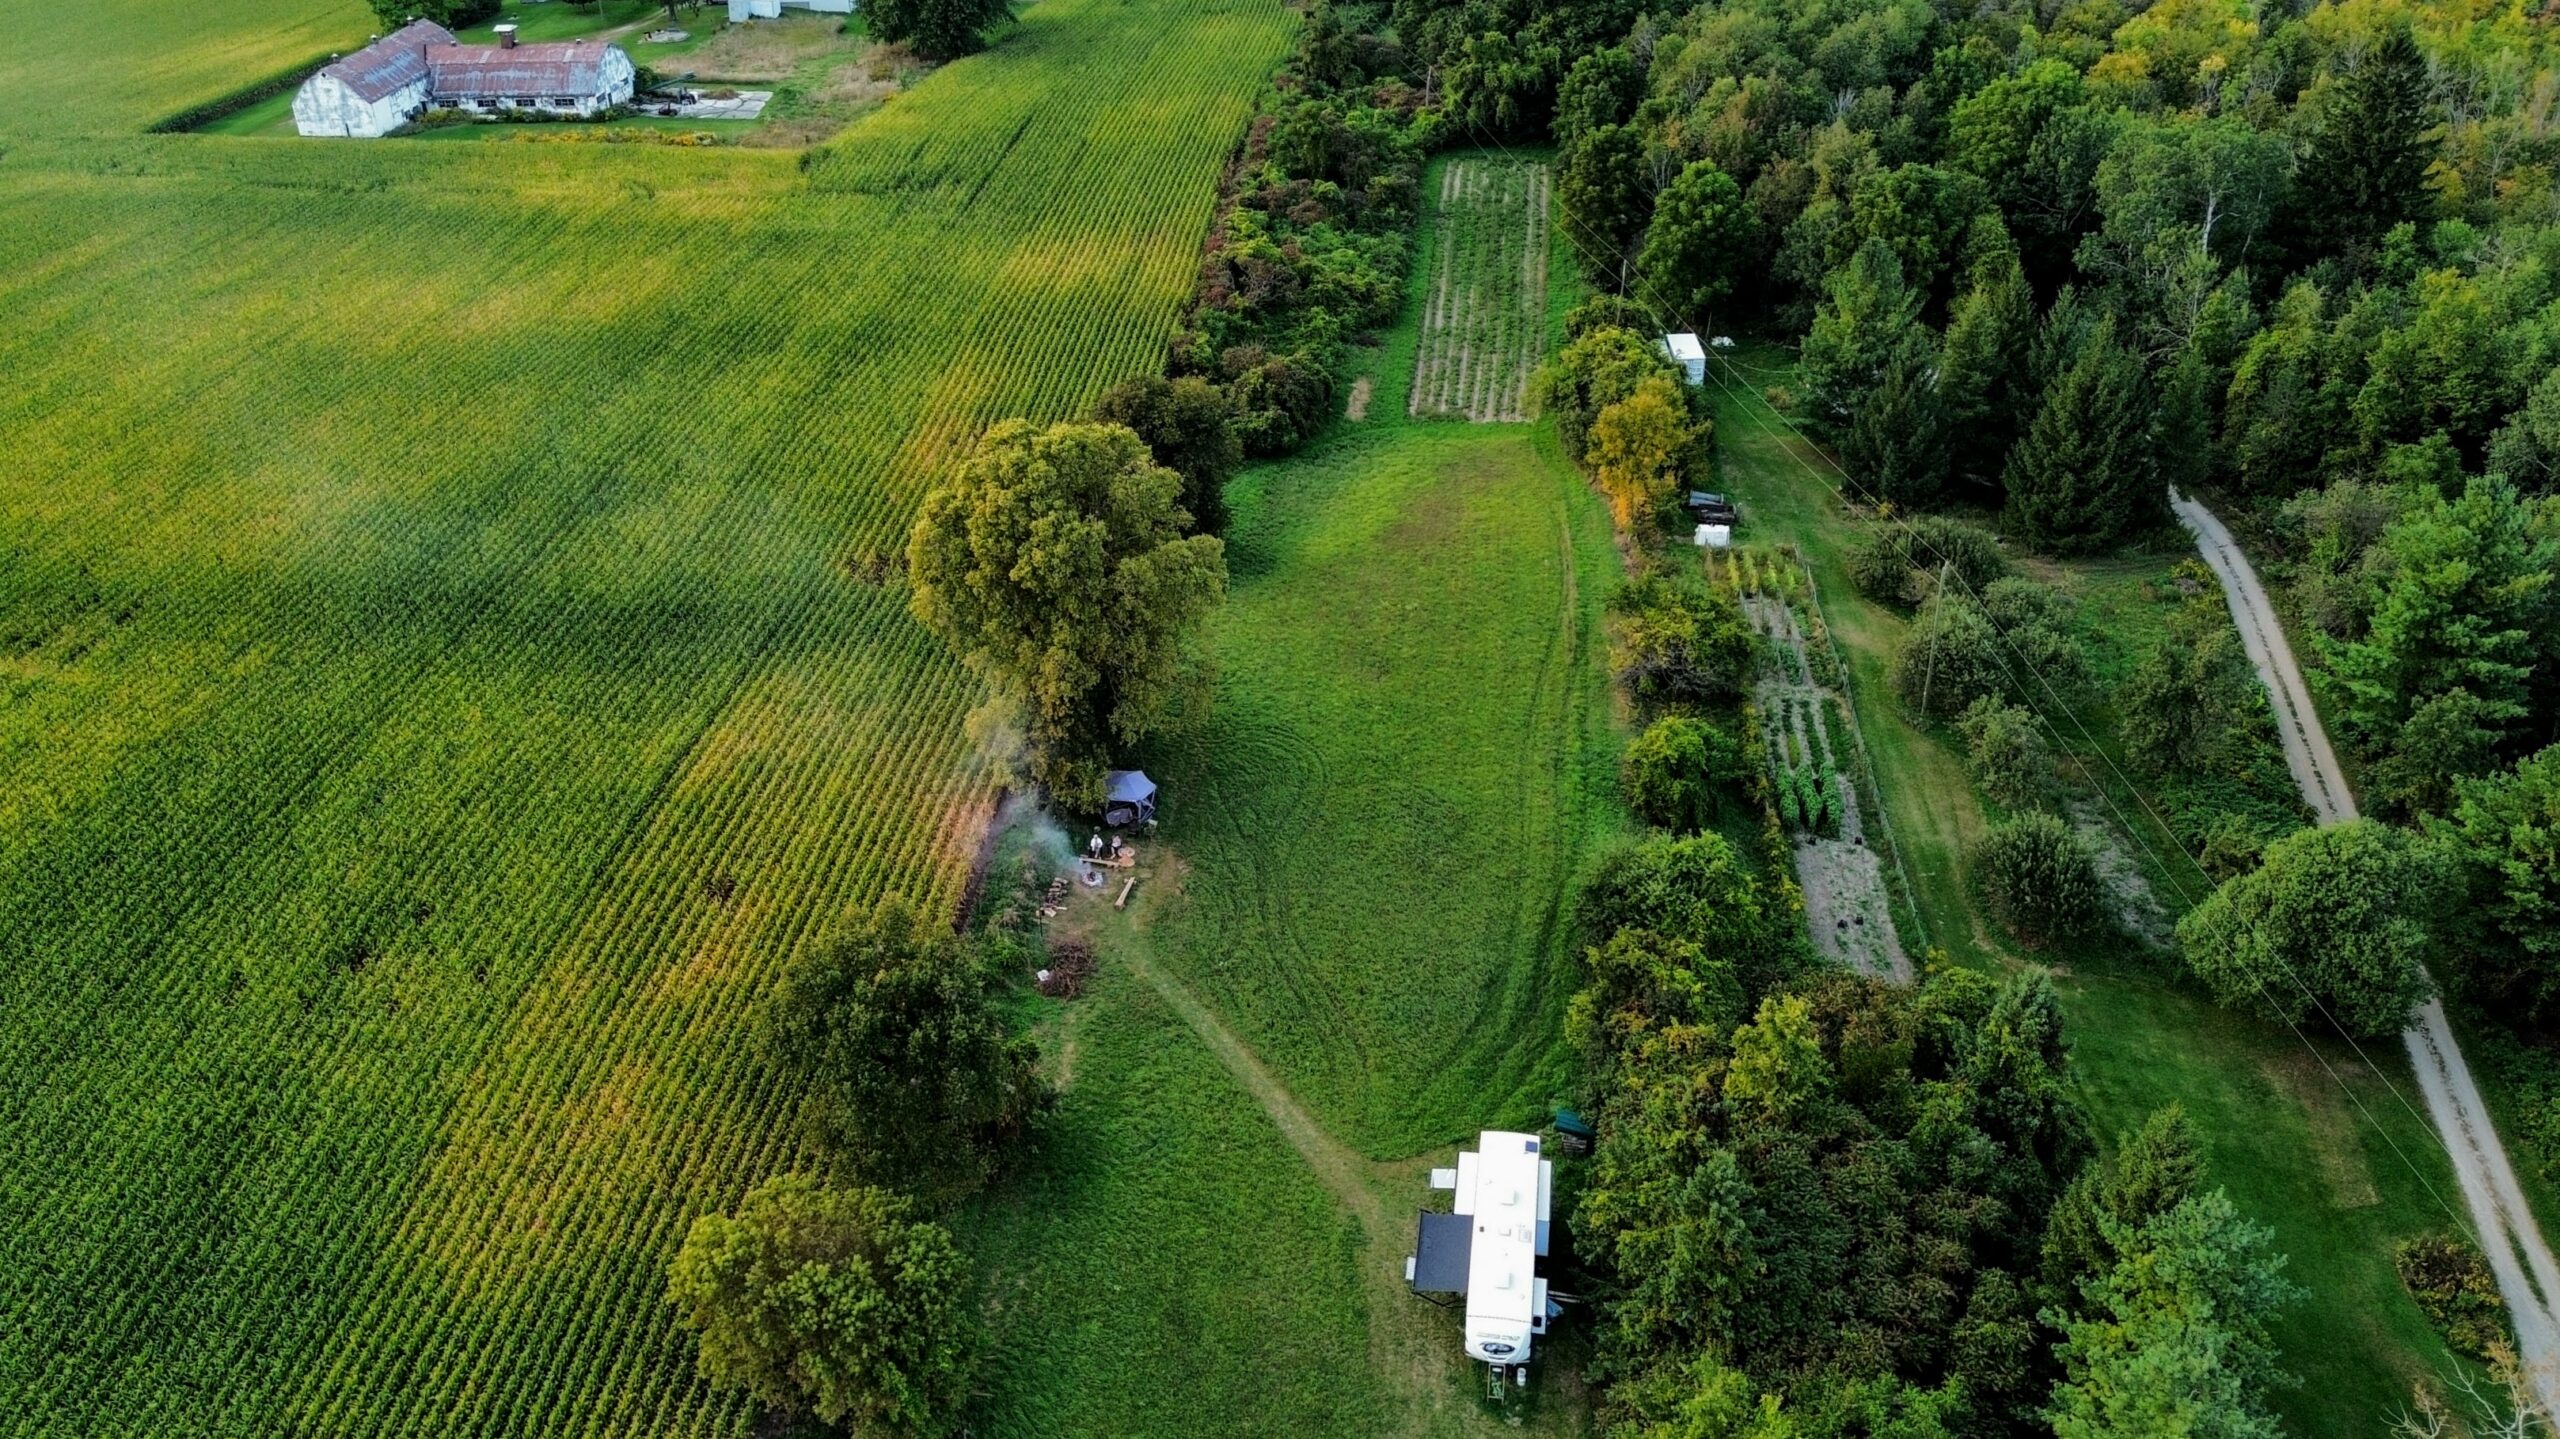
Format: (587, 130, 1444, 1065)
(424, 40, 621, 98)
(319, 20, 456, 101)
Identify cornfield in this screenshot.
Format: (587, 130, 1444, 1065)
(0, 0, 1293, 1432)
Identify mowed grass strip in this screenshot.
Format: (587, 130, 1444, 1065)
(1703, 355, 2483, 1433)
(1136, 418, 1628, 1157)
(0, 0, 1294, 1433)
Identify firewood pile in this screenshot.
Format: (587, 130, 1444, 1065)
(1036, 937, 1095, 998)
(1034, 876, 1071, 921)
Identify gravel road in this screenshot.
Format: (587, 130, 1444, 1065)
(2175, 489, 2560, 1417)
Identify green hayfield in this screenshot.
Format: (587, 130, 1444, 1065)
(0, 0, 1294, 1431)
(1700, 357, 2484, 1432)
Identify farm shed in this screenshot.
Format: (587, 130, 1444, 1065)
(726, 0, 854, 20)
(421, 36, 637, 116)
(291, 20, 454, 138)
(1661, 332, 1707, 385)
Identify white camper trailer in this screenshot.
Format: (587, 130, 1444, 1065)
(1406, 1130, 1558, 1379)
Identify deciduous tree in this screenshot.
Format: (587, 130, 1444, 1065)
(771, 896, 1046, 1202)
(906, 420, 1226, 805)
(666, 1175, 977, 1435)
(864, 0, 1013, 62)
(2175, 819, 2438, 1036)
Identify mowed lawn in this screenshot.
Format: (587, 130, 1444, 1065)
(1142, 419, 1626, 1155)
(0, 0, 1295, 1433)
(1702, 358, 2482, 1433)
(961, 416, 1624, 1437)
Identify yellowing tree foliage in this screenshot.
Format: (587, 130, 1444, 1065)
(1589, 374, 1695, 533)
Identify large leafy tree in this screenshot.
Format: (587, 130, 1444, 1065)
(666, 1175, 977, 1435)
(1559, 123, 1652, 290)
(771, 896, 1046, 1202)
(2293, 25, 2439, 265)
(2001, 314, 2161, 554)
(1590, 375, 1701, 532)
(1636, 160, 1757, 324)
(1093, 374, 1240, 534)
(2175, 819, 2438, 1037)
(907, 420, 1226, 805)
(1603, 575, 1759, 707)
(864, 0, 1013, 62)
(1622, 713, 1750, 833)
(2439, 746, 2560, 1030)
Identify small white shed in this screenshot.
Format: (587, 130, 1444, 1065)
(1661, 332, 1708, 386)
(727, 0, 853, 21)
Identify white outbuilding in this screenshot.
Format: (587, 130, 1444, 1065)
(726, 0, 853, 21)
(292, 20, 454, 138)
(1661, 331, 1708, 385)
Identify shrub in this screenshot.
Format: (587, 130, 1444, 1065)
(1970, 811, 2105, 947)
(1606, 576, 1758, 706)
(1623, 715, 1748, 832)
(1891, 591, 2010, 720)
(1847, 515, 2010, 606)
(2394, 1234, 2510, 1361)
(2176, 820, 2438, 1037)
(1956, 696, 2055, 810)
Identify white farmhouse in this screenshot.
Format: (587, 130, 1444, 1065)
(292, 20, 454, 138)
(725, 0, 852, 21)
(293, 23, 638, 137)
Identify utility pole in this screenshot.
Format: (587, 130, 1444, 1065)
(1916, 557, 1954, 717)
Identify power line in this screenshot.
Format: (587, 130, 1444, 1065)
(1447, 115, 2483, 1244)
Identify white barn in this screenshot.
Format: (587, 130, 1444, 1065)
(422, 35, 637, 116)
(726, 0, 852, 21)
(292, 20, 453, 138)
(293, 23, 638, 137)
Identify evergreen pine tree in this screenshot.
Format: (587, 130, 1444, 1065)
(1937, 221, 2036, 492)
(2002, 314, 2161, 553)
(2295, 26, 2438, 264)
(1801, 238, 1924, 441)
(2154, 344, 2215, 497)
(1844, 332, 1950, 506)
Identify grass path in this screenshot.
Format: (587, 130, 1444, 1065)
(1100, 896, 1567, 1439)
